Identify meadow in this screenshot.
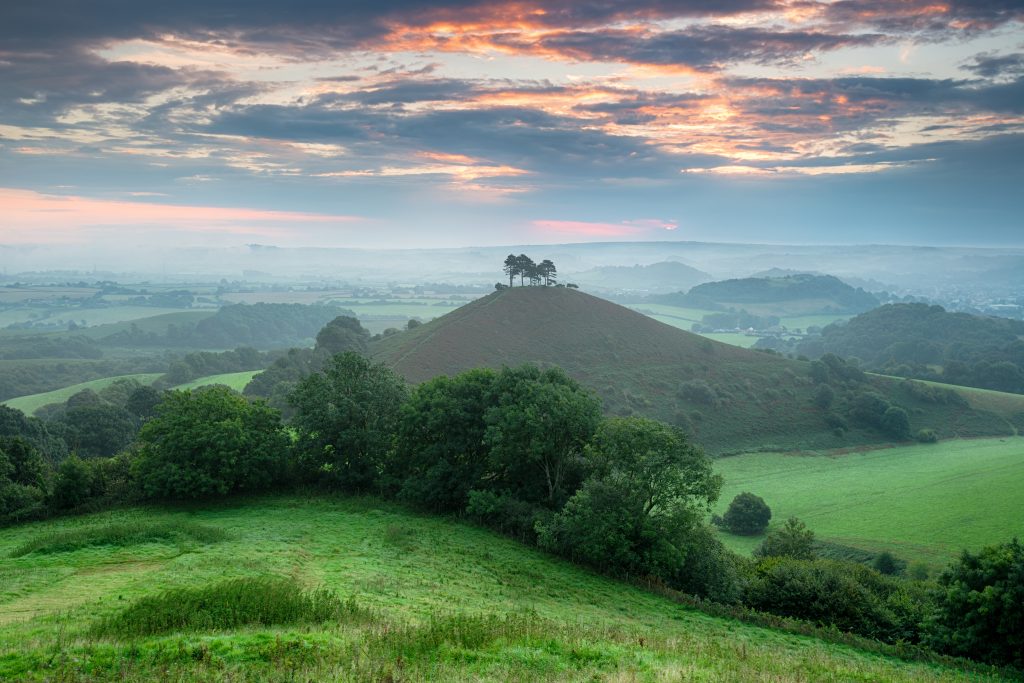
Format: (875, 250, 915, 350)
(0, 496, 1009, 681)
(713, 436, 1024, 568)
(171, 370, 261, 392)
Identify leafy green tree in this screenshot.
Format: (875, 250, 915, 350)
(483, 365, 601, 506)
(926, 539, 1024, 667)
(315, 316, 370, 355)
(0, 437, 49, 523)
(125, 385, 163, 420)
(393, 369, 496, 510)
(289, 352, 408, 491)
(538, 417, 727, 597)
(135, 386, 290, 499)
(755, 517, 816, 560)
(50, 454, 94, 510)
(58, 403, 137, 458)
(722, 491, 772, 535)
(881, 405, 911, 439)
(813, 384, 834, 409)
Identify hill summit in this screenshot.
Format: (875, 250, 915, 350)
(372, 287, 1016, 454)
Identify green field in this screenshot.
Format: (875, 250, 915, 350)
(0, 496, 1004, 681)
(713, 437, 1024, 568)
(171, 370, 261, 392)
(2, 374, 163, 415)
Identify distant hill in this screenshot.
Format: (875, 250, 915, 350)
(655, 274, 879, 316)
(568, 261, 712, 293)
(372, 287, 1017, 454)
(798, 304, 1024, 394)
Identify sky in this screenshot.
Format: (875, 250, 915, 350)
(0, 1, 1022, 250)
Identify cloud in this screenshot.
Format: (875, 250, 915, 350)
(531, 218, 677, 237)
(0, 187, 363, 244)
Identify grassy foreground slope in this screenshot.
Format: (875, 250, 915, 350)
(0, 496, 1005, 681)
(372, 287, 1016, 454)
(1, 373, 163, 415)
(714, 436, 1024, 567)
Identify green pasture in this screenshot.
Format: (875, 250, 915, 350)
(713, 437, 1024, 568)
(171, 371, 261, 392)
(0, 496, 1005, 681)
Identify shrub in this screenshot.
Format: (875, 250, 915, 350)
(11, 520, 225, 557)
(94, 576, 363, 637)
(744, 557, 925, 643)
(755, 517, 816, 560)
(916, 428, 938, 443)
(925, 538, 1024, 668)
(722, 492, 772, 535)
(873, 551, 903, 576)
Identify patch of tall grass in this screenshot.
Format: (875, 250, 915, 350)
(94, 576, 366, 637)
(9, 520, 227, 558)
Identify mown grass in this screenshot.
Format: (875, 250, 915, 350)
(171, 370, 261, 392)
(0, 496, 1013, 681)
(2, 373, 163, 415)
(714, 436, 1024, 568)
(10, 520, 227, 558)
(94, 576, 362, 636)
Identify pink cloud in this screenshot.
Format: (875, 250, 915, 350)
(0, 188, 363, 245)
(531, 218, 677, 237)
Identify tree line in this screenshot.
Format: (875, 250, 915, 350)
(502, 254, 558, 287)
(0, 347, 1021, 670)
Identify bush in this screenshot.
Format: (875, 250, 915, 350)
(873, 551, 903, 576)
(94, 576, 363, 636)
(744, 557, 926, 643)
(925, 538, 1024, 668)
(11, 520, 226, 557)
(722, 492, 771, 535)
(755, 517, 816, 560)
(916, 428, 938, 443)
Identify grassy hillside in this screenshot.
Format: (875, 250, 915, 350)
(2, 373, 163, 415)
(714, 436, 1024, 568)
(371, 287, 1015, 454)
(0, 496, 1007, 681)
(171, 370, 261, 392)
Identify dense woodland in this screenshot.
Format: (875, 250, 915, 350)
(772, 304, 1024, 394)
(654, 274, 880, 314)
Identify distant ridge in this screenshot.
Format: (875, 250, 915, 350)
(372, 287, 1016, 454)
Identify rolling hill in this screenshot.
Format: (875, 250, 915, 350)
(568, 260, 712, 293)
(371, 287, 1017, 454)
(0, 496, 1007, 681)
(655, 274, 880, 316)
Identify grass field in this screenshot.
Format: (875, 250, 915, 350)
(713, 436, 1024, 568)
(171, 370, 261, 392)
(2, 374, 163, 415)
(0, 496, 1007, 681)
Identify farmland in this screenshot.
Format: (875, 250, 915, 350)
(713, 436, 1024, 568)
